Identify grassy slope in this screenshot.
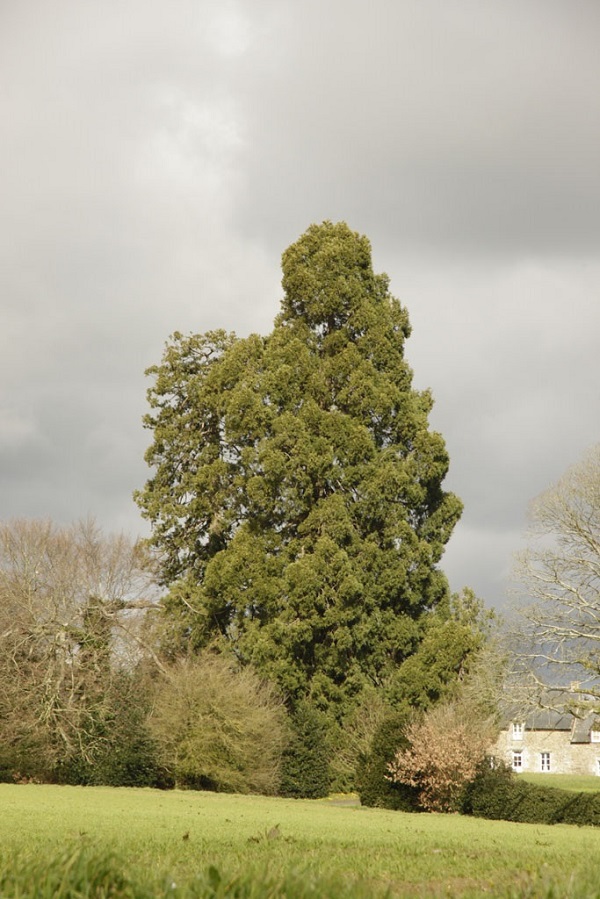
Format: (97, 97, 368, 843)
(2, 785, 600, 897)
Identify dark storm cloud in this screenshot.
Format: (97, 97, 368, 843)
(1, 0, 598, 609)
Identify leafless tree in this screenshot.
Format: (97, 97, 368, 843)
(514, 444, 600, 710)
(0, 518, 160, 773)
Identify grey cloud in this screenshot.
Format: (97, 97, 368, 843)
(235, 0, 600, 256)
(0, 0, 598, 612)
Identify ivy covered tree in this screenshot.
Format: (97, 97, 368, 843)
(0, 518, 159, 781)
(136, 222, 463, 714)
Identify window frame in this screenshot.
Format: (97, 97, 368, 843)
(511, 722, 525, 741)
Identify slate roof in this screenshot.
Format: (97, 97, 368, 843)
(525, 710, 573, 731)
(571, 715, 598, 744)
(504, 709, 599, 743)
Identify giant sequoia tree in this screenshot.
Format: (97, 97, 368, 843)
(136, 222, 462, 711)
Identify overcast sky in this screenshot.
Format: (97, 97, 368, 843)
(1, 1, 598, 610)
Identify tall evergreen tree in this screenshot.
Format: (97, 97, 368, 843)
(136, 222, 462, 713)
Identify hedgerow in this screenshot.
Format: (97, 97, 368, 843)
(461, 761, 600, 826)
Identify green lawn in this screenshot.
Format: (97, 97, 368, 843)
(2, 784, 600, 897)
(519, 773, 600, 793)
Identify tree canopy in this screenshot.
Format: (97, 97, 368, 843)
(136, 221, 463, 712)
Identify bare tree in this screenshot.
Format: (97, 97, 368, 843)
(0, 518, 159, 774)
(514, 444, 600, 708)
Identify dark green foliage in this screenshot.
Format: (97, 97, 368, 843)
(327, 689, 389, 794)
(462, 761, 600, 826)
(0, 737, 38, 783)
(88, 672, 169, 789)
(387, 589, 495, 711)
(53, 726, 168, 789)
(356, 712, 419, 811)
(94, 730, 170, 789)
(279, 701, 331, 799)
(460, 759, 516, 818)
(560, 792, 600, 827)
(136, 222, 462, 717)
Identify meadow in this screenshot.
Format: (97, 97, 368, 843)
(519, 774, 600, 793)
(2, 784, 600, 897)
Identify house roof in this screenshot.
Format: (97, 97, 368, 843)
(525, 710, 573, 731)
(505, 710, 598, 743)
(572, 715, 598, 744)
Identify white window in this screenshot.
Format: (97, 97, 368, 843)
(512, 752, 523, 771)
(591, 730, 600, 743)
(596, 759, 600, 776)
(512, 722, 524, 740)
(541, 752, 551, 772)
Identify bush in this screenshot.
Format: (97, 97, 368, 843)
(148, 654, 287, 794)
(48, 670, 170, 789)
(356, 712, 419, 811)
(460, 759, 515, 818)
(387, 701, 495, 812)
(53, 728, 170, 790)
(328, 689, 390, 794)
(279, 701, 331, 799)
(461, 760, 600, 826)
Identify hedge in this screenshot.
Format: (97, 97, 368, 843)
(356, 712, 420, 811)
(461, 762, 600, 826)
(279, 701, 331, 799)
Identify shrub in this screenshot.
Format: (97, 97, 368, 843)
(0, 518, 158, 785)
(279, 701, 331, 799)
(461, 760, 600, 826)
(148, 654, 287, 794)
(387, 701, 495, 812)
(328, 689, 390, 794)
(48, 670, 169, 789)
(54, 727, 169, 790)
(460, 760, 522, 818)
(356, 711, 419, 811)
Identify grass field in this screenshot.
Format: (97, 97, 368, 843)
(3, 785, 600, 897)
(519, 773, 600, 793)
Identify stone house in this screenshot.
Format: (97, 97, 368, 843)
(491, 710, 600, 776)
